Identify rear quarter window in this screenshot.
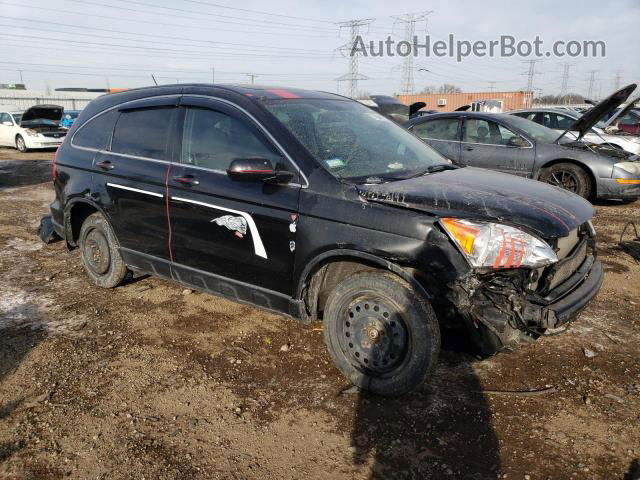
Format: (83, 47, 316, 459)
(73, 110, 119, 150)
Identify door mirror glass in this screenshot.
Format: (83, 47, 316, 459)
(227, 157, 293, 184)
(507, 136, 529, 148)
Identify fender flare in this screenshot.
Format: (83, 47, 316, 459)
(63, 197, 109, 247)
(295, 248, 433, 303)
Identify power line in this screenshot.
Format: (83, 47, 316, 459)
(0, 16, 330, 54)
(336, 18, 374, 98)
(85, 0, 338, 33)
(392, 11, 432, 95)
(0, 1, 336, 38)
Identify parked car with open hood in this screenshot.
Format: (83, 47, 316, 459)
(601, 98, 640, 135)
(358, 95, 425, 124)
(0, 104, 67, 152)
(48, 84, 603, 396)
(509, 106, 640, 155)
(405, 84, 640, 201)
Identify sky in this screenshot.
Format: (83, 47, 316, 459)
(0, 0, 638, 98)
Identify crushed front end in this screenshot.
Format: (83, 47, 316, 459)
(445, 221, 603, 353)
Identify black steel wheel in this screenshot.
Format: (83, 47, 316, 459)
(79, 212, 128, 288)
(540, 162, 592, 199)
(323, 272, 440, 396)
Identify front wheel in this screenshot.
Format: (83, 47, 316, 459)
(323, 272, 440, 396)
(539, 162, 592, 199)
(15, 135, 28, 153)
(79, 212, 128, 288)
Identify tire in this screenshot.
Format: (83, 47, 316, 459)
(323, 272, 441, 396)
(78, 212, 128, 288)
(15, 135, 28, 153)
(539, 162, 592, 199)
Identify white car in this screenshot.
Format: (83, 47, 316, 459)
(0, 104, 67, 152)
(510, 107, 640, 155)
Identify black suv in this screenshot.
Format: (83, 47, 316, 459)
(49, 84, 604, 396)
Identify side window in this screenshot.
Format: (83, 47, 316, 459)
(463, 119, 519, 146)
(555, 114, 576, 129)
(181, 107, 283, 171)
(412, 118, 460, 141)
(111, 108, 173, 159)
(512, 112, 538, 122)
(0, 113, 10, 124)
(73, 109, 119, 150)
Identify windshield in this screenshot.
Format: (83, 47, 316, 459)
(263, 99, 449, 182)
(504, 114, 560, 143)
(11, 114, 22, 124)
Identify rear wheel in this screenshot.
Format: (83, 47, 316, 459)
(15, 135, 28, 153)
(540, 162, 592, 199)
(323, 272, 440, 396)
(79, 212, 128, 288)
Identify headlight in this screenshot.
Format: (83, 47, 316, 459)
(441, 218, 558, 269)
(25, 128, 39, 137)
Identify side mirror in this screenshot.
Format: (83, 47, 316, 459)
(2, 121, 13, 126)
(507, 136, 529, 148)
(227, 158, 293, 184)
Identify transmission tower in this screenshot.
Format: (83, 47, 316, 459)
(487, 81, 497, 92)
(585, 70, 598, 99)
(559, 62, 577, 102)
(613, 70, 623, 90)
(336, 18, 374, 98)
(522, 60, 542, 108)
(392, 11, 432, 95)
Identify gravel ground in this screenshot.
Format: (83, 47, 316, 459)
(0, 148, 639, 480)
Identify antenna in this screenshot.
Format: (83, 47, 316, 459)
(151, 74, 158, 86)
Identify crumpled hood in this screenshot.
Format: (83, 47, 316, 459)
(20, 104, 64, 126)
(357, 167, 594, 239)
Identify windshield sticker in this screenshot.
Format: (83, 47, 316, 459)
(325, 158, 346, 169)
(387, 162, 404, 170)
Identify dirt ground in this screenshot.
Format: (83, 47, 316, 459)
(0, 148, 639, 480)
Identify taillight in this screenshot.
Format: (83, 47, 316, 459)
(52, 147, 58, 179)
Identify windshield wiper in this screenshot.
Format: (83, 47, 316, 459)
(382, 164, 458, 181)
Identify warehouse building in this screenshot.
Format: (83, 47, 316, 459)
(398, 90, 532, 113)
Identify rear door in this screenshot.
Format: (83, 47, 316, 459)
(460, 117, 535, 176)
(167, 96, 301, 303)
(409, 117, 462, 162)
(92, 96, 180, 276)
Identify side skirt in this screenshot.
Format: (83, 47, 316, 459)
(119, 248, 300, 319)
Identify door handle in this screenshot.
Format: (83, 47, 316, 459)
(173, 175, 199, 186)
(95, 160, 114, 170)
(464, 146, 474, 151)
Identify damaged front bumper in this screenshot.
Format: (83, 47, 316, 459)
(449, 243, 603, 350)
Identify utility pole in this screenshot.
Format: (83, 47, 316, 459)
(522, 59, 542, 108)
(585, 70, 598, 99)
(336, 18, 374, 98)
(212, 67, 215, 84)
(18, 70, 23, 83)
(613, 70, 623, 90)
(559, 62, 577, 103)
(392, 11, 432, 95)
(246, 73, 259, 85)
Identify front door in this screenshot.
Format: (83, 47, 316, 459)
(167, 96, 301, 309)
(460, 117, 535, 176)
(0, 113, 15, 146)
